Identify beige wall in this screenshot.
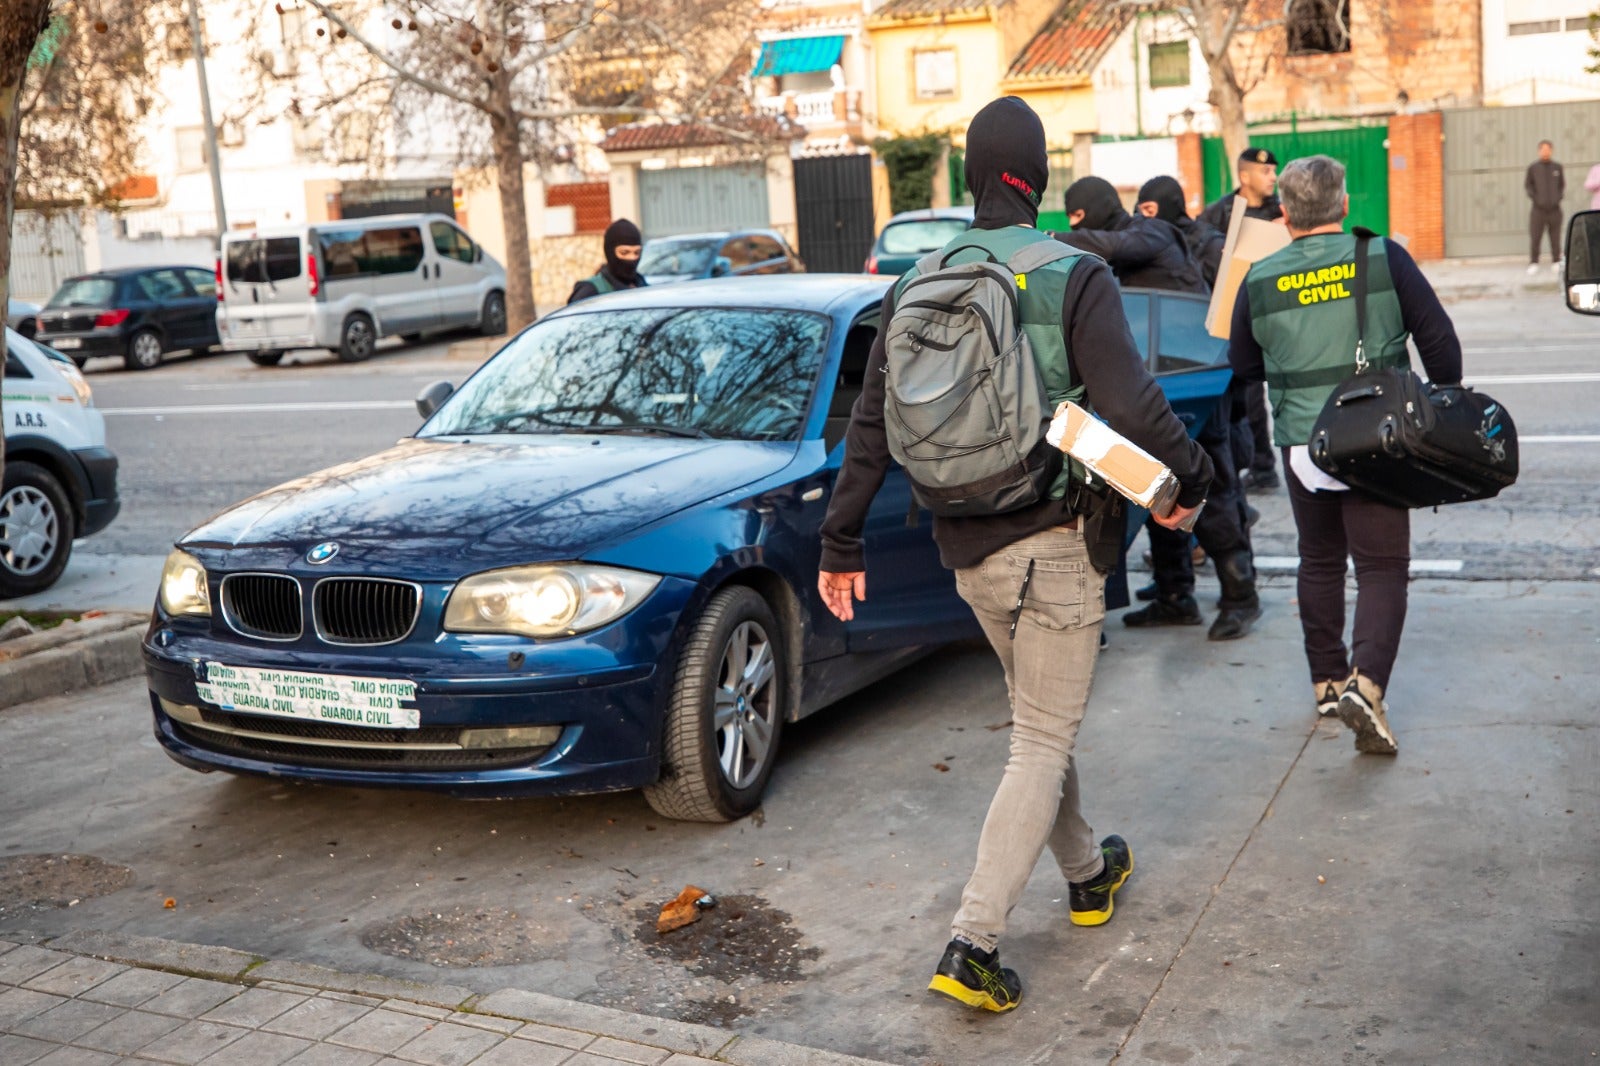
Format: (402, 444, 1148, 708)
(1007, 82, 1098, 143)
(452, 165, 546, 269)
(303, 180, 342, 223)
(532, 235, 606, 312)
(869, 18, 1004, 138)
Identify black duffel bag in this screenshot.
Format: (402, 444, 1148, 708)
(1308, 233, 1518, 509)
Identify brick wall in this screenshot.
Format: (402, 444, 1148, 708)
(1387, 111, 1444, 261)
(546, 182, 614, 235)
(1175, 133, 1207, 216)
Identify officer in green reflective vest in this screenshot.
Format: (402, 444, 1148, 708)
(1228, 155, 1463, 758)
(567, 219, 646, 304)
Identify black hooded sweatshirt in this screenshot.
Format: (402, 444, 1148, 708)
(1056, 176, 1208, 295)
(1138, 175, 1225, 289)
(819, 97, 1211, 573)
(567, 219, 648, 305)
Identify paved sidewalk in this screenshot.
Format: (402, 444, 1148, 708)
(1419, 253, 1565, 301)
(0, 931, 890, 1066)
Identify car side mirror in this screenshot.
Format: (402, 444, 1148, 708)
(473, 244, 483, 263)
(416, 380, 454, 419)
(1564, 210, 1600, 315)
(711, 256, 732, 278)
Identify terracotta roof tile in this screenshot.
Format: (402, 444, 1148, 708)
(872, 0, 993, 22)
(600, 115, 805, 153)
(1006, 0, 1146, 82)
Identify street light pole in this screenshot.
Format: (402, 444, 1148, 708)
(187, 0, 228, 239)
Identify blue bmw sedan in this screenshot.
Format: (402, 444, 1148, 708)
(145, 276, 1230, 822)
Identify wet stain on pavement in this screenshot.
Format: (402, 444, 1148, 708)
(629, 893, 820, 983)
(361, 906, 564, 967)
(0, 853, 133, 918)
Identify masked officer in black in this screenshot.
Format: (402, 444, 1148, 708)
(1200, 149, 1283, 493)
(1137, 175, 1224, 287)
(1057, 177, 1259, 640)
(567, 219, 646, 304)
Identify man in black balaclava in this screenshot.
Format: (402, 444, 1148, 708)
(567, 219, 646, 304)
(1137, 175, 1225, 288)
(818, 95, 1213, 1015)
(1056, 176, 1207, 294)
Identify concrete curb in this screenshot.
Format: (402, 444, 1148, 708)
(0, 611, 147, 709)
(444, 336, 504, 362)
(0, 927, 900, 1065)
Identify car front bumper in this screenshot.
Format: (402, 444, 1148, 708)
(74, 446, 120, 537)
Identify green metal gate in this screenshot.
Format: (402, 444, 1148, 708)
(1202, 123, 1390, 235)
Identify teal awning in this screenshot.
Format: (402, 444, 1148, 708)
(752, 35, 846, 78)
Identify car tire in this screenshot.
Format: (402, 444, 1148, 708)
(247, 350, 285, 367)
(124, 328, 164, 371)
(338, 313, 375, 363)
(0, 460, 76, 598)
(644, 586, 787, 823)
(478, 291, 507, 337)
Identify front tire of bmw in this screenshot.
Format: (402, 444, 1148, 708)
(644, 586, 787, 823)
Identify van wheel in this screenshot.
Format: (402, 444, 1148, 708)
(247, 350, 285, 367)
(479, 291, 507, 336)
(0, 461, 75, 597)
(338, 314, 375, 362)
(643, 586, 787, 822)
(125, 329, 164, 371)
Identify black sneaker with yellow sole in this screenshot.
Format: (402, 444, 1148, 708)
(928, 938, 1022, 1013)
(1069, 835, 1134, 927)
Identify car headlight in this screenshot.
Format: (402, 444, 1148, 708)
(159, 549, 211, 617)
(443, 564, 660, 638)
(57, 361, 93, 407)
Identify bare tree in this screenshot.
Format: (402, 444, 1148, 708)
(268, 0, 760, 331)
(1, 0, 53, 479)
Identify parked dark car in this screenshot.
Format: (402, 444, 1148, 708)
(866, 207, 975, 276)
(7, 297, 40, 338)
(639, 230, 805, 285)
(36, 265, 220, 371)
(143, 275, 1230, 822)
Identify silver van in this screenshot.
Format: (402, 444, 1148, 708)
(216, 213, 507, 366)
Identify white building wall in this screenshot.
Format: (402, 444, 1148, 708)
(1483, 0, 1600, 104)
(1091, 15, 1215, 138)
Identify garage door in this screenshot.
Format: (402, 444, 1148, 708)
(640, 165, 769, 237)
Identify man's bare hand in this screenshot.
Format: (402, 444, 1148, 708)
(1153, 502, 1199, 531)
(818, 571, 867, 622)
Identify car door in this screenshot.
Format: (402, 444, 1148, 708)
(322, 223, 441, 336)
(1148, 290, 1233, 437)
(181, 267, 222, 347)
(429, 221, 482, 326)
(135, 269, 199, 347)
(819, 313, 969, 652)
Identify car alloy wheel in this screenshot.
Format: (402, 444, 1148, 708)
(128, 329, 163, 370)
(645, 585, 787, 822)
(0, 461, 74, 597)
(339, 315, 375, 362)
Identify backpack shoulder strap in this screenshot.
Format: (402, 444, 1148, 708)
(1004, 239, 1076, 275)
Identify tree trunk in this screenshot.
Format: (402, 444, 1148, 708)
(2, 0, 56, 478)
(1207, 51, 1250, 188)
(488, 101, 537, 333)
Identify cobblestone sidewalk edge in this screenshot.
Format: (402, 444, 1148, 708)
(1, 927, 897, 1066)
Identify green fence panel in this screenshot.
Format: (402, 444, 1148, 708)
(1201, 125, 1390, 236)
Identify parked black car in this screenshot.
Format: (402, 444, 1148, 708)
(36, 265, 221, 371)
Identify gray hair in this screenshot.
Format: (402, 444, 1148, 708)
(1277, 155, 1347, 230)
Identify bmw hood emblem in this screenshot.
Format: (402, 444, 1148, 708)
(306, 541, 340, 565)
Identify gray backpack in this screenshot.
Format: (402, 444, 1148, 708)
(884, 241, 1076, 517)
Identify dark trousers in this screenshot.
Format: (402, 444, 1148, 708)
(1284, 449, 1410, 691)
(1245, 383, 1274, 472)
(1150, 398, 1253, 603)
(1530, 205, 1563, 263)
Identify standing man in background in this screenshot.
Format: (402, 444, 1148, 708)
(1526, 140, 1565, 276)
(567, 219, 647, 304)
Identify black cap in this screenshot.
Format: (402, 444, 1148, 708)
(1238, 146, 1278, 166)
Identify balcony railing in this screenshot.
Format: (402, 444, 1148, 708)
(755, 89, 862, 126)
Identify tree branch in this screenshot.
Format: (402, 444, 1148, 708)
(299, 0, 487, 112)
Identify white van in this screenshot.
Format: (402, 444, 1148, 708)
(216, 213, 507, 366)
(3, 326, 119, 597)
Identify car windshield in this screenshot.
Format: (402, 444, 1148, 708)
(878, 219, 971, 256)
(639, 240, 718, 277)
(421, 306, 831, 442)
(47, 277, 116, 308)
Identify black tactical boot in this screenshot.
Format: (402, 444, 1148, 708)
(1209, 550, 1261, 641)
(1123, 593, 1202, 627)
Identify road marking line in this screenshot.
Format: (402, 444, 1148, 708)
(101, 401, 413, 416)
(1466, 373, 1600, 385)
(1255, 556, 1464, 574)
(1520, 434, 1600, 443)
(1463, 345, 1598, 354)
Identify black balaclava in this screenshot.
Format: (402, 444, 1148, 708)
(963, 96, 1048, 230)
(1063, 176, 1127, 232)
(1137, 175, 1188, 225)
(604, 219, 642, 284)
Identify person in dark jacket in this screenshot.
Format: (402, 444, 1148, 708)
(1057, 176, 1208, 295)
(1525, 140, 1565, 275)
(567, 219, 646, 304)
(1199, 147, 1283, 232)
(1137, 175, 1224, 287)
(1229, 155, 1463, 753)
(817, 96, 1212, 1015)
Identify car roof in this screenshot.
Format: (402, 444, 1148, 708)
(221, 213, 456, 240)
(546, 274, 891, 316)
(645, 230, 784, 243)
(885, 207, 975, 225)
(61, 265, 206, 280)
